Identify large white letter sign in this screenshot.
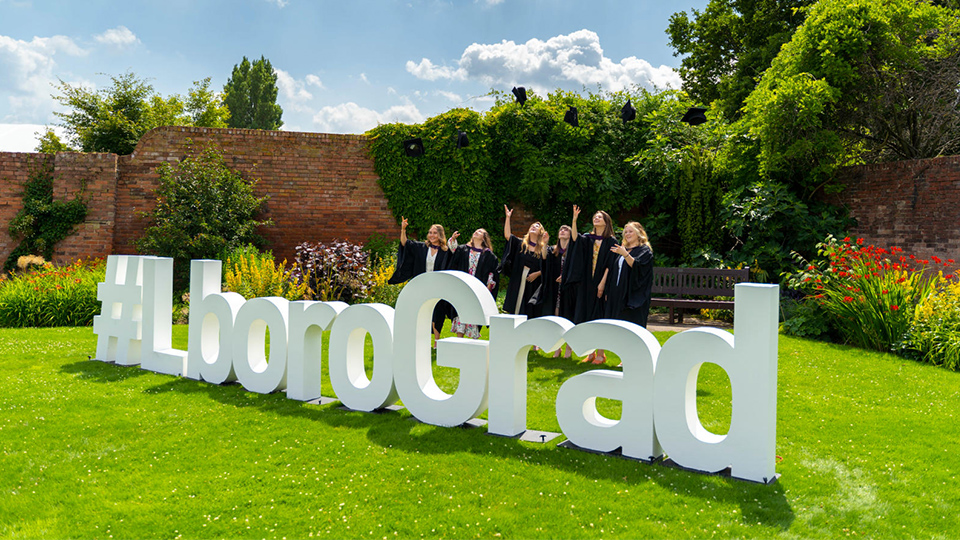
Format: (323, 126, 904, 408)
(393, 271, 498, 427)
(232, 297, 290, 394)
(653, 283, 779, 483)
(556, 320, 662, 461)
(287, 301, 347, 402)
(185, 260, 245, 384)
(328, 303, 398, 411)
(94, 255, 144, 366)
(487, 315, 573, 437)
(140, 257, 188, 376)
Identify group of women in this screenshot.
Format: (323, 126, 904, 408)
(387, 205, 654, 365)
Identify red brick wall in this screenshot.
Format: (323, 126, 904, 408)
(830, 156, 960, 261)
(113, 126, 398, 263)
(3, 127, 958, 267)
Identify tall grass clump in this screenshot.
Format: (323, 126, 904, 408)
(291, 240, 373, 303)
(785, 235, 957, 352)
(0, 258, 104, 327)
(222, 246, 306, 301)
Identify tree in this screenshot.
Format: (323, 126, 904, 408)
(34, 128, 75, 154)
(666, 0, 814, 120)
(742, 0, 960, 194)
(52, 72, 231, 155)
(135, 143, 272, 290)
(222, 56, 283, 130)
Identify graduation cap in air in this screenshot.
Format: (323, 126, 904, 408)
(456, 130, 469, 149)
(620, 100, 637, 123)
(512, 86, 527, 105)
(681, 107, 708, 126)
(403, 137, 425, 157)
(564, 106, 579, 127)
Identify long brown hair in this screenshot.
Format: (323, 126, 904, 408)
(592, 211, 614, 239)
(472, 228, 493, 251)
(429, 224, 449, 251)
(553, 225, 572, 253)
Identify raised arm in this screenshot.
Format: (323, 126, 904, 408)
(570, 205, 581, 241)
(400, 216, 409, 246)
(503, 205, 513, 240)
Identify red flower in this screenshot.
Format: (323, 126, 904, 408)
(896, 277, 907, 284)
(856, 238, 864, 245)
(933, 256, 942, 264)
(807, 265, 816, 271)
(948, 259, 956, 264)
(844, 296, 853, 303)
(946, 275, 955, 280)
(843, 236, 851, 242)
(882, 289, 889, 295)
(890, 305, 899, 311)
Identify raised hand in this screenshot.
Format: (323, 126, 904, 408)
(401, 216, 408, 230)
(611, 244, 628, 257)
(572, 205, 580, 221)
(450, 231, 460, 241)
(504, 204, 513, 218)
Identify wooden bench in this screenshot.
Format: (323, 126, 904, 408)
(650, 267, 751, 324)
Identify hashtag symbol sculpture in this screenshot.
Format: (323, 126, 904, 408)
(93, 255, 145, 365)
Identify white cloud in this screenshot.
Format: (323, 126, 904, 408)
(312, 102, 425, 134)
(266, 0, 289, 7)
(0, 123, 67, 152)
(360, 73, 369, 84)
(407, 29, 680, 92)
(305, 74, 324, 90)
(93, 26, 139, 49)
(0, 33, 87, 123)
(476, 0, 505, 5)
(437, 90, 462, 103)
(274, 68, 314, 103)
(405, 58, 466, 82)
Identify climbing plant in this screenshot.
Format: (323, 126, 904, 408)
(5, 164, 87, 272)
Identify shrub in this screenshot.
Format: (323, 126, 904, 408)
(291, 240, 373, 304)
(901, 278, 960, 370)
(785, 235, 953, 351)
(366, 257, 403, 308)
(0, 259, 104, 327)
(135, 143, 272, 291)
(222, 246, 307, 301)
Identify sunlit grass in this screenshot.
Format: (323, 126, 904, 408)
(0, 325, 957, 538)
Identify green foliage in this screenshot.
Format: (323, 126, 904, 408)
(0, 259, 104, 327)
(901, 278, 960, 370)
(5, 165, 87, 272)
(666, 0, 814, 120)
(53, 72, 232, 155)
(222, 246, 306, 301)
(135, 143, 272, 290)
(222, 56, 283, 130)
(784, 235, 949, 352)
(34, 128, 74, 154)
(743, 0, 960, 192)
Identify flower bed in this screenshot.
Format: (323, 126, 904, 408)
(0, 258, 105, 327)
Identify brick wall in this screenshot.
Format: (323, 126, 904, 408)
(3, 126, 958, 266)
(829, 156, 960, 260)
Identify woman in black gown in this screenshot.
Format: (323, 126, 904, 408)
(500, 205, 546, 317)
(569, 205, 617, 364)
(447, 228, 499, 338)
(604, 221, 654, 327)
(387, 216, 453, 346)
(540, 224, 577, 358)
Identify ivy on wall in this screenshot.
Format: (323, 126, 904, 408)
(366, 88, 710, 262)
(5, 164, 87, 272)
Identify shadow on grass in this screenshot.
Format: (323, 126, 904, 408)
(63, 356, 795, 531)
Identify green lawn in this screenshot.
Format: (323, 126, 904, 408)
(0, 324, 958, 539)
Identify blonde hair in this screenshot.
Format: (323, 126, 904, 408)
(521, 222, 547, 259)
(623, 221, 651, 250)
(429, 224, 449, 251)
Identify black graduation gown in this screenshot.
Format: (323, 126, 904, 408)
(387, 239, 453, 330)
(499, 235, 542, 317)
(536, 244, 577, 319)
(604, 244, 654, 327)
(448, 245, 500, 300)
(570, 234, 617, 324)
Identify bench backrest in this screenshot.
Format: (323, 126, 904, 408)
(652, 267, 750, 297)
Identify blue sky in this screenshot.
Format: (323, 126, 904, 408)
(0, 0, 708, 152)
